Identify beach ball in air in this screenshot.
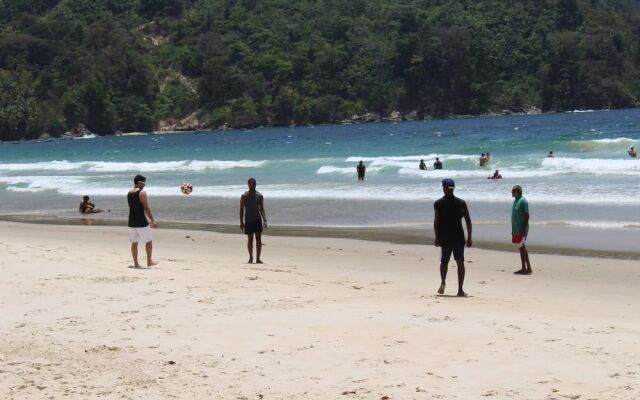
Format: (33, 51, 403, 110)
(180, 183, 193, 195)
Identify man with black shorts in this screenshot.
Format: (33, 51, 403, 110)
(433, 178, 472, 296)
(240, 177, 267, 263)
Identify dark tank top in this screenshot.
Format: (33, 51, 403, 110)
(243, 191, 262, 222)
(128, 190, 148, 228)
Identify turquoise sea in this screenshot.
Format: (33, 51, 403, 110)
(1, 110, 639, 252)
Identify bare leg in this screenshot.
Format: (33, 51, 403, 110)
(438, 262, 448, 294)
(131, 242, 140, 268)
(255, 233, 263, 263)
(455, 259, 466, 296)
(520, 245, 532, 274)
(146, 241, 157, 266)
(247, 234, 254, 263)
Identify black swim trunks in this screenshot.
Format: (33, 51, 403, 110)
(244, 219, 263, 235)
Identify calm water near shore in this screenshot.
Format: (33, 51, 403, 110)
(1, 110, 639, 253)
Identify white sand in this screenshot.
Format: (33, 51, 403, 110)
(0, 221, 638, 399)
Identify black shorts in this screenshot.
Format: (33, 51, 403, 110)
(440, 244, 465, 263)
(244, 219, 263, 235)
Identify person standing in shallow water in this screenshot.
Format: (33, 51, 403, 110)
(240, 178, 267, 263)
(357, 160, 366, 180)
(433, 178, 472, 296)
(433, 157, 443, 170)
(127, 175, 158, 268)
(511, 185, 532, 275)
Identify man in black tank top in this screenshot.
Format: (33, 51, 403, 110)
(240, 177, 267, 263)
(127, 175, 158, 268)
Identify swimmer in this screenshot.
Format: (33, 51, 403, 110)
(419, 159, 427, 170)
(479, 153, 488, 167)
(79, 195, 107, 214)
(357, 160, 366, 181)
(433, 157, 443, 170)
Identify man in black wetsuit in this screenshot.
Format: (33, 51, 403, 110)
(127, 175, 158, 268)
(240, 177, 267, 263)
(433, 178, 472, 296)
(357, 160, 366, 180)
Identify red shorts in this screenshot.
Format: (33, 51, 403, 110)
(512, 234, 527, 248)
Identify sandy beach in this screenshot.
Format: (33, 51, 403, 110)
(1, 221, 638, 399)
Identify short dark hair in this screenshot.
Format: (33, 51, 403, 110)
(247, 177, 256, 184)
(134, 174, 146, 183)
(83, 195, 89, 200)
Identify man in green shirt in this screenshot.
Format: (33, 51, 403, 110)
(511, 185, 532, 275)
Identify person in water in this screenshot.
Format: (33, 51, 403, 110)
(629, 146, 637, 158)
(419, 159, 427, 170)
(488, 170, 502, 179)
(127, 175, 158, 268)
(511, 185, 532, 275)
(479, 153, 488, 167)
(240, 177, 268, 264)
(433, 157, 443, 170)
(547, 150, 554, 158)
(357, 160, 366, 180)
(79, 195, 106, 214)
(433, 178, 473, 297)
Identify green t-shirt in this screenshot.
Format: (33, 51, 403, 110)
(511, 197, 529, 235)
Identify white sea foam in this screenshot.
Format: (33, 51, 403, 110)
(397, 168, 560, 179)
(317, 166, 355, 175)
(4, 176, 640, 205)
(590, 137, 636, 144)
(542, 157, 640, 174)
(345, 154, 475, 163)
(0, 160, 82, 171)
(541, 220, 640, 229)
(0, 159, 267, 172)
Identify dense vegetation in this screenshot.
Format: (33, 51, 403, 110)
(1, 0, 639, 140)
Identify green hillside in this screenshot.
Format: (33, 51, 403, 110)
(1, 0, 639, 140)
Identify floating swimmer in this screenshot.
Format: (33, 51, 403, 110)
(488, 170, 502, 179)
(629, 146, 637, 158)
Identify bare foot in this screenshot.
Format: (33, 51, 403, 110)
(130, 264, 142, 269)
(437, 283, 445, 294)
(148, 261, 159, 267)
(514, 269, 528, 275)
(255, 259, 263, 264)
(457, 291, 468, 297)
(248, 258, 253, 264)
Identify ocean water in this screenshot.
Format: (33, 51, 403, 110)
(1, 109, 639, 250)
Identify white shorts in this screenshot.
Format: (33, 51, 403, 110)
(129, 226, 152, 243)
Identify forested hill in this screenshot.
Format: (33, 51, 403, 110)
(1, 0, 640, 140)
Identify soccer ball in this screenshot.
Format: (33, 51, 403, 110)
(180, 182, 193, 195)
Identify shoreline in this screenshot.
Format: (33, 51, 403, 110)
(2, 215, 638, 260)
(2, 107, 629, 143)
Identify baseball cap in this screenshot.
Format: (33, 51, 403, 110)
(134, 174, 146, 183)
(442, 178, 455, 188)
